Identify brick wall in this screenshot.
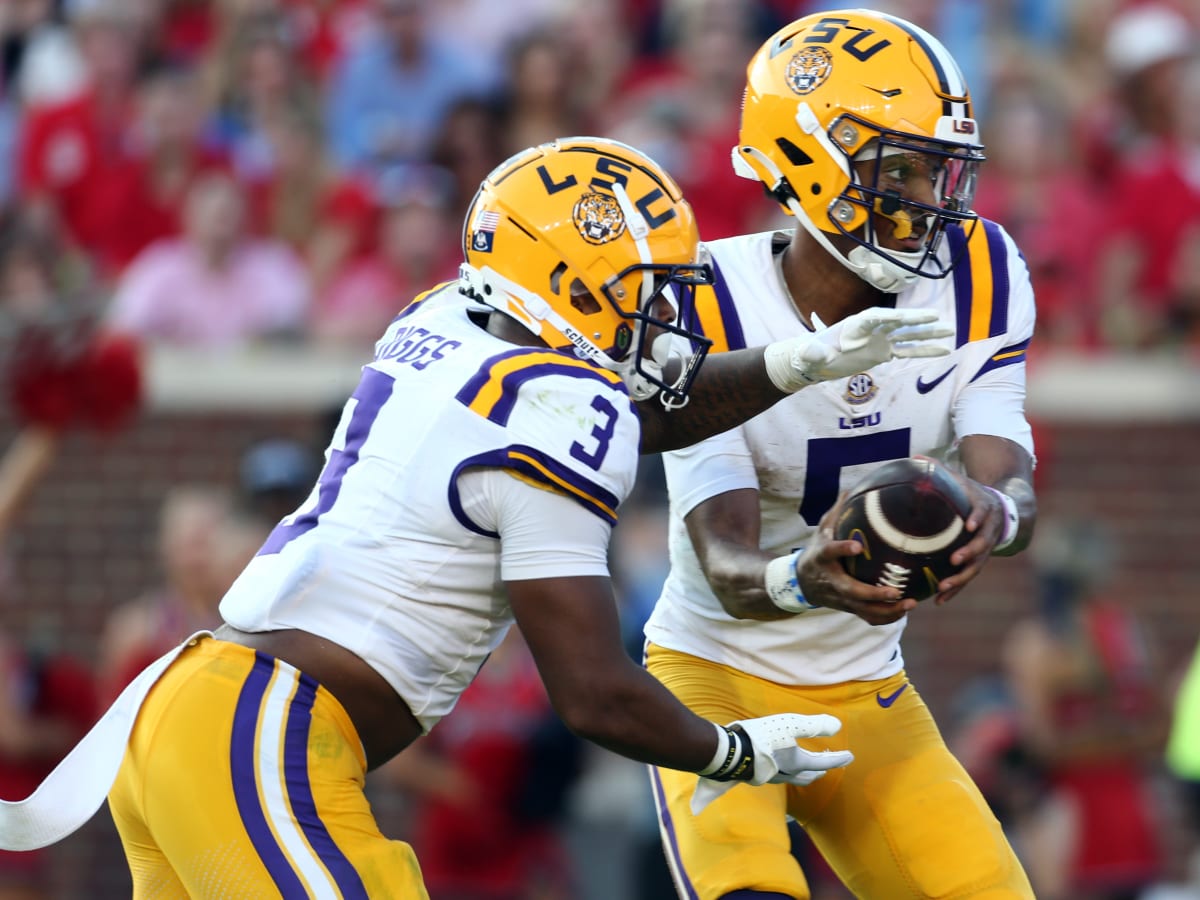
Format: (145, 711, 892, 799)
(1, 349, 1197, 896)
(2, 410, 329, 649)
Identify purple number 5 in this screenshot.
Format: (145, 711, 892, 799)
(258, 368, 395, 555)
(798, 429, 911, 526)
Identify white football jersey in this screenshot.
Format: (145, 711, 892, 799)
(645, 222, 1036, 686)
(220, 284, 641, 731)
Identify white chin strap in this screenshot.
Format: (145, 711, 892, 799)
(619, 359, 663, 402)
(611, 183, 694, 407)
(457, 277, 683, 407)
(635, 332, 674, 397)
(786, 185, 925, 293)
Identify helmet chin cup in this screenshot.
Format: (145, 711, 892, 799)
(618, 326, 696, 405)
(845, 245, 924, 293)
(621, 362, 663, 402)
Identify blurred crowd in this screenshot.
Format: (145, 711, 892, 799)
(0, 0, 1198, 898)
(0, 0, 1199, 355)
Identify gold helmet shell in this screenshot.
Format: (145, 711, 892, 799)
(734, 9, 985, 290)
(461, 137, 712, 402)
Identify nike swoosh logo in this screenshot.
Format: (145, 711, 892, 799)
(876, 684, 909, 708)
(866, 86, 903, 98)
(916, 365, 957, 394)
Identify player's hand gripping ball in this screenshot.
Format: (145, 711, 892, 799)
(834, 457, 972, 601)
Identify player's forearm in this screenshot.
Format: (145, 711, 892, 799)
(686, 496, 794, 619)
(959, 434, 1037, 556)
(552, 663, 721, 772)
(637, 349, 786, 453)
(707, 552, 797, 621)
(639, 305, 954, 453)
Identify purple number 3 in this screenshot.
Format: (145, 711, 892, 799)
(569, 395, 618, 471)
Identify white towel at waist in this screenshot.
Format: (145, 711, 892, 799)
(0, 630, 210, 851)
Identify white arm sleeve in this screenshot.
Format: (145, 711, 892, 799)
(952, 362, 1035, 455)
(458, 467, 612, 580)
(662, 427, 758, 520)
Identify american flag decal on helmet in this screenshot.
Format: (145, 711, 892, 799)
(472, 210, 501, 252)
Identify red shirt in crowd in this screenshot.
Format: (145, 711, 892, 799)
(19, 89, 231, 275)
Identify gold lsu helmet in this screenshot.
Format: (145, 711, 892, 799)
(734, 9, 985, 291)
(459, 137, 712, 404)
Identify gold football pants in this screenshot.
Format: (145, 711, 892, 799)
(108, 636, 428, 899)
(646, 643, 1033, 899)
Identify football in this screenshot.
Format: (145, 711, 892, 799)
(834, 457, 974, 601)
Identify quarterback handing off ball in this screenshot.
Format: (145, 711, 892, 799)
(835, 458, 973, 601)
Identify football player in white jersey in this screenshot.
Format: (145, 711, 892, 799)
(0, 137, 963, 894)
(644, 10, 1039, 900)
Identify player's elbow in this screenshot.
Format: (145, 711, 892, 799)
(712, 586, 760, 619)
(549, 676, 644, 747)
(553, 691, 624, 744)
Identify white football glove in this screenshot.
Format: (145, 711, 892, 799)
(763, 307, 953, 392)
(690, 713, 854, 815)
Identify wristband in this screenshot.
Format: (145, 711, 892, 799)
(763, 340, 819, 393)
(983, 486, 1019, 551)
(697, 723, 752, 780)
(697, 722, 733, 776)
(764, 549, 817, 613)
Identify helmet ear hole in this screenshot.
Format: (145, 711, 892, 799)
(568, 278, 601, 315)
(775, 138, 813, 167)
(549, 261, 569, 295)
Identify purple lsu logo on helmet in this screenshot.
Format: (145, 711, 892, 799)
(786, 46, 833, 95)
